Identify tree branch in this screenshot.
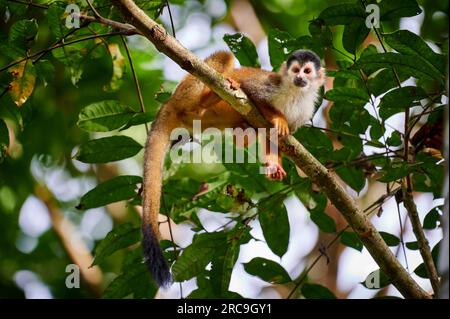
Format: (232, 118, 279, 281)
(403, 188, 441, 294)
(34, 185, 103, 297)
(111, 0, 430, 299)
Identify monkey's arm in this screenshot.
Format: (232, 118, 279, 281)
(254, 100, 289, 136)
(239, 73, 290, 136)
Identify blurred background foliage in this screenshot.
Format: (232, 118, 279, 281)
(0, 0, 448, 299)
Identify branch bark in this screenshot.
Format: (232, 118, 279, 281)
(403, 187, 440, 295)
(111, 0, 430, 299)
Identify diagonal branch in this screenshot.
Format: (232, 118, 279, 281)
(111, 0, 430, 299)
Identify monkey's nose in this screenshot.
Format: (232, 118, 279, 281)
(294, 77, 307, 87)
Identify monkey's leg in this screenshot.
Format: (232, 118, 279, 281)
(260, 132, 286, 181)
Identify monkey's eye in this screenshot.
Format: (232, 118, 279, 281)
(304, 67, 311, 74)
(292, 66, 300, 73)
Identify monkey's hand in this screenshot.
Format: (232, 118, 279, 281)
(265, 160, 287, 181)
(271, 116, 289, 136)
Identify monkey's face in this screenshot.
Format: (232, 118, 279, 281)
(286, 60, 326, 93)
(284, 50, 326, 92)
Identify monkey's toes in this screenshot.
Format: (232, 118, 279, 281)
(266, 162, 286, 181)
(273, 119, 290, 136)
(226, 77, 240, 90)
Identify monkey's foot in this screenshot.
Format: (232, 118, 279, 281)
(226, 77, 240, 90)
(265, 161, 286, 181)
(272, 117, 289, 136)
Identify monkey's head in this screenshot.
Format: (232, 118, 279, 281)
(280, 50, 325, 91)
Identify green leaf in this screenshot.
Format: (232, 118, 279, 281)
(92, 223, 141, 266)
(293, 178, 327, 215)
(155, 91, 172, 103)
(318, 4, 365, 25)
(103, 263, 157, 299)
(378, 162, 422, 183)
(342, 19, 370, 54)
(301, 283, 336, 299)
(340, 132, 364, 156)
(268, 29, 297, 70)
(386, 131, 402, 147)
(135, 0, 165, 12)
(414, 242, 441, 279)
(384, 30, 446, 76)
(47, 3, 66, 40)
(310, 212, 336, 233)
(0, 119, 9, 163)
(77, 100, 136, 132)
(325, 87, 369, 108)
(244, 257, 292, 284)
(341, 231, 363, 252)
(75, 136, 143, 163)
(326, 70, 361, 80)
(329, 103, 354, 131)
(0, 41, 24, 59)
(361, 269, 391, 289)
(9, 19, 38, 51)
(34, 60, 55, 86)
(210, 227, 251, 295)
(223, 33, 260, 67)
(120, 112, 154, 131)
(367, 68, 409, 96)
(172, 232, 227, 282)
(335, 165, 366, 193)
(259, 197, 290, 257)
(294, 127, 333, 163)
(354, 53, 444, 82)
(379, 86, 428, 119)
(406, 241, 419, 250)
(413, 263, 428, 278)
(379, 231, 400, 246)
(188, 272, 243, 299)
(423, 207, 441, 229)
(379, 0, 422, 21)
(355, 44, 383, 75)
(9, 60, 36, 107)
(308, 19, 333, 47)
(76, 175, 142, 210)
(412, 152, 445, 196)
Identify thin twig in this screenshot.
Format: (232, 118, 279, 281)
(395, 199, 410, 272)
(1, 31, 131, 73)
(120, 36, 149, 133)
(79, 14, 139, 34)
(7, 0, 48, 9)
(287, 227, 347, 299)
(165, 0, 176, 38)
(32, 21, 91, 64)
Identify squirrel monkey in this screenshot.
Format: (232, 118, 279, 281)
(142, 50, 325, 286)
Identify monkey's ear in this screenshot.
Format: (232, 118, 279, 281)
(317, 67, 326, 86)
(278, 62, 287, 75)
(268, 73, 282, 86)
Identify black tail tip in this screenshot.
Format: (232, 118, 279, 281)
(142, 226, 172, 287)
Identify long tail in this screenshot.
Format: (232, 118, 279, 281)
(142, 106, 178, 287)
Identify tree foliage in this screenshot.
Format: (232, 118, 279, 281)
(0, 0, 447, 299)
